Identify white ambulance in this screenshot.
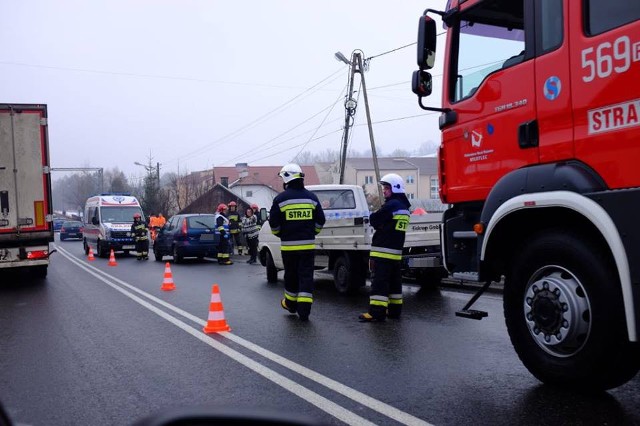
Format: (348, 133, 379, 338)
(83, 194, 145, 258)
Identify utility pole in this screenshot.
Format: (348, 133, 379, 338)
(336, 50, 384, 203)
(338, 56, 357, 185)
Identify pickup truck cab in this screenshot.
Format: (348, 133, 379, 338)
(259, 184, 445, 293)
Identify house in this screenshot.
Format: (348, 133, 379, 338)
(341, 157, 439, 201)
(181, 163, 321, 213)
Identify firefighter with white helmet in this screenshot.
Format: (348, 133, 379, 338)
(269, 163, 325, 320)
(359, 173, 411, 322)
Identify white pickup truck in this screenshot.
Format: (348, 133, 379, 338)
(258, 184, 445, 294)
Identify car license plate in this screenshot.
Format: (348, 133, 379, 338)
(123, 245, 135, 250)
(200, 234, 215, 241)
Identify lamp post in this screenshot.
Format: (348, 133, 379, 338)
(334, 50, 383, 203)
(134, 161, 161, 187)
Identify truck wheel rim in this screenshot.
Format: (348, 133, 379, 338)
(523, 266, 591, 358)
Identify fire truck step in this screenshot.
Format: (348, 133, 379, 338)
(455, 309, 488, 320)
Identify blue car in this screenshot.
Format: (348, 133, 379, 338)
(60, 220, 83, 241)
(153, 214, 220, 263)
(53, 218, 65, 232)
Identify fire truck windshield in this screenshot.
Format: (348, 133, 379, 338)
(451, 2, 525, 102)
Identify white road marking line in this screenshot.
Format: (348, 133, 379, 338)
(56, 247, 374, 426)
(56, 246, 433, 426)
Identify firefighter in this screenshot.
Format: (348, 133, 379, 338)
(227, 201, 244, 255)
(269, 163, 325, 321)
(359, 173, 410, 322)
(215, 203, 232, 265)
(131, 213, 149, 260)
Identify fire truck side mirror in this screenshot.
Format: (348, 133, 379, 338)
(417, 15, 437, 69)
(412, 70, 433, 97)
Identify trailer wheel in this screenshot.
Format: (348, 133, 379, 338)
(333, 254, 365, 295)
(504, 230, 640, 391)
(266, 250, 278, 283)
(83, 240, 89, 255)
(32, 265, 48, 279)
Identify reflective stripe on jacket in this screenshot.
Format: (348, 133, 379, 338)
(269, 187, 325, 251)
(369, 195, 410, 261)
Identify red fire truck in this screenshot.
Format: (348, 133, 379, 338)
(412, 0, 640, 390)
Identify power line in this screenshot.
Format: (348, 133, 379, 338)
(367, 42, 416, 60)
(224, 94, 346, 166)
(292, 84, 347, 161)
(163, 68, 346, 167)
(0, 60, 309, 90)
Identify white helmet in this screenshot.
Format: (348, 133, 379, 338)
(279, 163, 305, 183)
(379, 173, 405, 194)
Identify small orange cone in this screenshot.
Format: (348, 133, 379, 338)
(108, 249, 117, 266)
(161, 262, 176, 291)
(203, 284, 231, 333)
(87, 247, 95, 261)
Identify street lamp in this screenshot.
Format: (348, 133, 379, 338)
(134, 161, 161, 187)
(334, 51, 352, 65)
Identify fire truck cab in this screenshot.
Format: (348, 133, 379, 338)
(413, 0, 640, 390)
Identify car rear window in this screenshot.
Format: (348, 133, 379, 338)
(187, 216, 216, 229)
(62, 221, 82, 227)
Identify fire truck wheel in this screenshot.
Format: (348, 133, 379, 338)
(266, 250, 278, 283)
(504, 229, 640, 391)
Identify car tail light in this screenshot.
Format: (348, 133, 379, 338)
(181, 218, 188, 236)
(27, 250, 48, 259)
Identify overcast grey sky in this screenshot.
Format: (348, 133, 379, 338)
(0, 0, 447, 179)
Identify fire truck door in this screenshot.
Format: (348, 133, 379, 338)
(534, 1, 574, 163)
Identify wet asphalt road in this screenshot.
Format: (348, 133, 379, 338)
(0, 236, 638, 426)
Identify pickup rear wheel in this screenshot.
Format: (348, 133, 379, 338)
(416, 267, 446, 289)
(333, 254, 365, 295)
(266, 250, 278, 283)
(504, 230, 640, 391)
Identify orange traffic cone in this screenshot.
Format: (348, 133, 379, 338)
(108, 249, 117, 266)
(203, 284, 231, 333)
(87, 247, 95, 261)
(161, 262, 176, 291)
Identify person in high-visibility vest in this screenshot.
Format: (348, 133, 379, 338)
(131, 213, 149, 260)
(215, 203, 232, 265)
(269, 163, 325, 321)
(359, 173, 410, 322)
(227, 201, 244, 255)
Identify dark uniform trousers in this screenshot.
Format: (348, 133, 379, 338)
(369, 257, 403, 319)
(282, 250, 315, 318)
